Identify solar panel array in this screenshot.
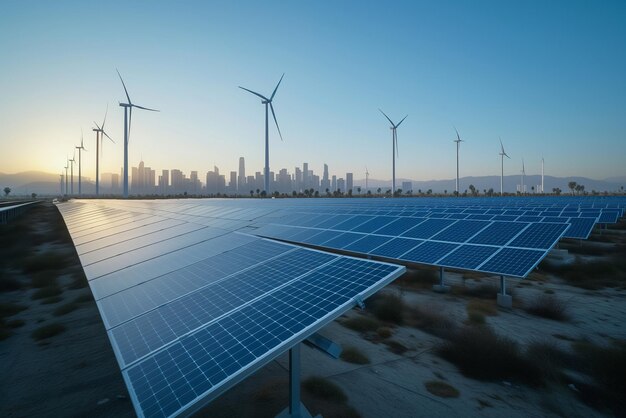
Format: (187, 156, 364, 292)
(57, 200, 404, 418)
(55, 196, 625, 417)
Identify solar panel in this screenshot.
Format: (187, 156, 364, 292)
(468, 221, 528, 246)
(478, 247, 546, 277)
(438, 244, 499, 270)
(507, 222, 568, 249)
(400, 241, 459, 264)
(56, 200, 405, 418)
(562, 217, 596, 239)
(401, 218, 456, 239)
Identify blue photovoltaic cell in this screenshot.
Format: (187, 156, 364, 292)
(430, 220, 489, 243)
(401, 218, 456, 239)
(478, 247, 545, 277)
(322, 232, 366, 250)
(400, 241, 458, 264)
(516, 216, 543, 223)
(508, 223, 568, 249)
(300, 230, 343, 246)
(331, 215, 373, 231)
(446, 213, 469, 220)
(541, 216, 566, 223)
(350, 216, 396, 233)
(373, 217, 426, 236)
(369, 237, 424, 258)
(343, 234, 392, 253)
(465, 214, 494, 221)
(438, 245, 499, 270)
(469, 221, 528, 246)
(284, 227, 325, 242)
(598, 211, 618, 223)
(311, 214, 352, 229)
(492, 215, 518, 221)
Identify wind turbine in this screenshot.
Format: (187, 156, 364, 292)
(59, 172, 64, 195)
(93, 106, 115, 196)
(453, 127, 464, 196)
(541, 157, 543, 194)
(499, 137, 510, 196)
(521, 158, 526, 195)
(69, 151, 75, 195)
(117, 69, 159, 198)
(239, 74, 284, 195)
(64, 159, 69, 195)
(75, 131, 86, 195)
(365, 166, 370, 192)
(379, 109, 407, 197)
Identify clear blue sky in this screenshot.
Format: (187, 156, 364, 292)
(1, 0, 625, 181)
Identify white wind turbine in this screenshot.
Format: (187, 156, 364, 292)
(92, 106, 115, 196)
(117, 69, 159, 198)
(64, 159, 69, 195)
(75, 131, 86, 195)
(520, 158, 526, 195)
(69, 151, 76, 195)
(499, 137, 510, 196)
(365, 166, 370, 192)
(453, 127, 464, 196)
(379, 109, 407, 197)
(239, 74, 285, 195)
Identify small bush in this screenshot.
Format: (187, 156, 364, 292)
(0, 328, 11, 341)
(31, 323, 66, 340)
(424, 380, 460, 398)
(341, 315, 381, 333)
(0, 275, 21, 292)
(525, 340, 572, 383)
(73, 293, 93, 303)
(30, 270, 58, 288)
(573, 340, 626, 398)
(384, 340, 408, 355)
(377, 327, 392, 339)
(40, 296, 63, 305)
(17, 251, 71, 274)
(438, 325, 542, 385)
(31, 286, 62, 300)
(396, 268, 438, 288)
(340, 346, 370, 364)
(53, 302, 78, 316)
(406, 305, 457, 339)
(525, 294, 570, 321)
(303, 377, 347, 403)
(467, 299, 498, 316)
(540, 257, 626, 289)
(0, 302, 27, 318)
(467, 311, 486, 324)
(67, 270, 88, 289)
(6, 319, 25, 328)
(367, 292, 405, 324)
(459, 283, 502, 299)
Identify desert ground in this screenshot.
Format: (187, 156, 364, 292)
(1, 202, 625, 418)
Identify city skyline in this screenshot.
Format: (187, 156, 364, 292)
(1, 1, 625, 184)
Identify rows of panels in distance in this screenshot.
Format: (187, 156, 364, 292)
(56, 200, 405, 418)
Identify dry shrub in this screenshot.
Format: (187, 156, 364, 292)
(424, 380, 460, 398)
(524, 294, 570, 321)
(340, 346, 370, 364)
(406, 304, 457, 339)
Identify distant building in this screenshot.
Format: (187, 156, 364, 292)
(346, 173, 353, 193)
(238, 157, 246, 192)
(402, 181, 412, 194)
(331, 175, 337, 192)
(229, 171, 237, 193)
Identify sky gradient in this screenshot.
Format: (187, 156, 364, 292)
(1, 0, 625, 182)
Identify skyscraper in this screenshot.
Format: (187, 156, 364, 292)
(331, 175, 337, 192)
(238, 157, 246, 192)
(346, 172, 353, 193)
(321, 163, 330, 191)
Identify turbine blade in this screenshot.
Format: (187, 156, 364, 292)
(379, 108, 394, 127)
(133, 104, 159, 112)
(454, 126, 460, 141)
(239, 86, 269, 101)
(396, 114, 408, 128)
(102, 130, 115, 143)
(102, 103, 108, 129)
(270, 102, 283, 141)
(93, 121, 101, 130)
(116, 69, 132, 104)
(270, 73, 285, 101)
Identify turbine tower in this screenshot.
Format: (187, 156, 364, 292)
(59, 172, 64, 195)
(117, 70, 159, 198)
(453, 127, 464, 196)
(379, 109, 407, 197)
(521, 158, 526, 195)
(365, 166, 370, 192)
(75, 131, 86, 195)
(69, 151, 75, 195)
(239, 74, 284, 195)
(498, 137, 510, 196)
(64, 159, 69, 195)
(541, 157, 544, 194)
(93, 106, 115, 196)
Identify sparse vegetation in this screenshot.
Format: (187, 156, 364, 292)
(540, 256, 626, 289)
(367, 292, 405, 324)
(424, 380, 460, 398)
(73, 293, 93, 303)
(53, 302, 79, 316)
(466, 299, 498, 317)
(303, 377, 347, 404)
(384, 340, 408, 355)
(377, 326, 392, 339)
(31, 323, 66, 340)
(406, 305, 457, 339)
(341, 315, 381, 333)
(31, 285, 62, 300)
(0, 274, 21, 292)
(340, 346, 370, 364)
(0, 302, 27, 318)
(524, 294, 570, 321)
(30, 270, 59, 288)
(395, 267, 439, 289)
(438, 325, 542, 385)
(466, 311, 486, 324)
(17, 250, 71, 274)
(40, 296, 63, 305)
